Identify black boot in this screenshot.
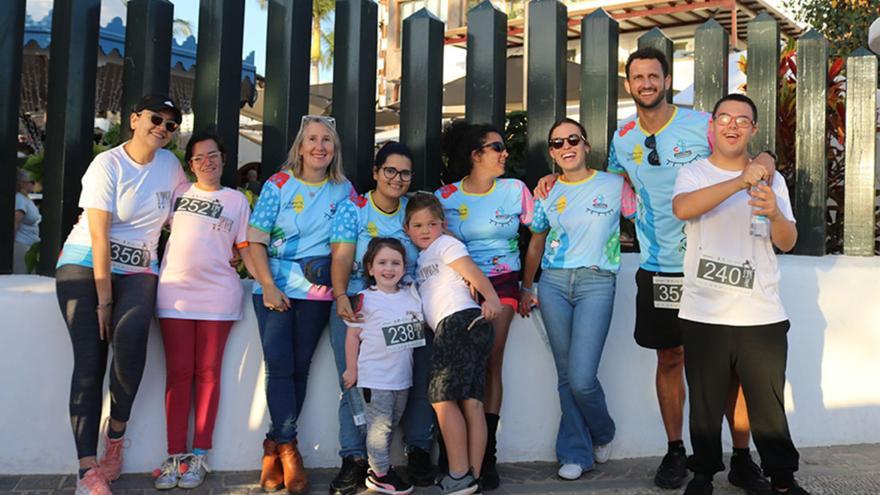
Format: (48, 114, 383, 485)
(480, 413, 500, 491)
(437, 433, 448, 476)
(406, 447, 436, 487)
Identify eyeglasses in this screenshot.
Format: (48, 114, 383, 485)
(714, 113, 755, 128)
(548, 134, 586, 150)
(140, 112, 179, 132)
(644, 134, 660, 166)
(191, 150, 223, 166)
(301, 115, 336, 128)
(480, 141, 507, 153)
(379, 166, 413, 181)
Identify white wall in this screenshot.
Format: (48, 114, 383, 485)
(2, 254, 879, 475)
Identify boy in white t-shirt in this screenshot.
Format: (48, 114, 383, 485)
(343, 237, 423, 495)
(672, 94, 808, 495)
(405, 193, 503, 495)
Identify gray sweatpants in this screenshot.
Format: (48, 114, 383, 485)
(364, 387, 409, 475)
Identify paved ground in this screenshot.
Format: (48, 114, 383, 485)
(3, 443, 879, 494)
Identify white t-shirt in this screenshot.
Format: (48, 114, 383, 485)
(346, 286, 424, 390)
(57, 144, 188, 274)
(673, 159, 796, 326)
(15, 192, 40, 245)
(156, 184, 251, 320)
(415, 234, 480, 330)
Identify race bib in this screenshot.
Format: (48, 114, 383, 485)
(382, 318, 426, 352)
(652, 275, 683, 309)
(174, 196, 224, 219)
(109, 238, 151, 269)
(695, 253, 755, 295)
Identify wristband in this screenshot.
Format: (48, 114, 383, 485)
(521, 286, 535, 295)
(333, 293, 348, 300)
(96, 302, 113, 311)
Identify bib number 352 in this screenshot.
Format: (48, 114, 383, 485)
(382, 319, 426, 352)
(695, 254, 755, 295)
(652, 276, 683, 309)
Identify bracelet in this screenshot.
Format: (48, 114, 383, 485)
(333, 293, 348, 300)
(96, 301, 113, 311)
(521, 286, 535, 295)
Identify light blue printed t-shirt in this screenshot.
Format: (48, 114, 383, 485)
(248, 170, 355, 300)
(530, 171, 630, 272)
(607, 106, 711, 272)
(330, 191, 419, 295)
(435, 178, 534, 277)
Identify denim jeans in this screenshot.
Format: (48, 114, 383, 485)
(329, 302, 435, 458)
(537, 267, 617, 469)
(254, 295, 331, 444)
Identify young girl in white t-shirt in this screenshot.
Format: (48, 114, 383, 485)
(342, 237, 424, 495)
(404, 193, 502, 495)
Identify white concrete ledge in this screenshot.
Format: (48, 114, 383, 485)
(2, 254, 879, 474)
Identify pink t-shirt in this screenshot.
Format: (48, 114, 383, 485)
(156, 183, 251, 320)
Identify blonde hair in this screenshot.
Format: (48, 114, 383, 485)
(284, 116, 346, 183)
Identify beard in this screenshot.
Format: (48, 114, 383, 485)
(632, 89, 666, 110)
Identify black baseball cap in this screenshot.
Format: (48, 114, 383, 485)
(134, 94, 182, 124)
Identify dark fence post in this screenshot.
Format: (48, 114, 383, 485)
(193, 0, 245, 187)
(843, 48, 877, 256)
(466, 0, 506, 129)
(747, 12, 779, 156)
(693, 19, 728, 113)
(580, 9, 618, 171)
(333, 0, 378, 192)
(526, 0, 567, 187)
(794, 29, 828, 256)
(39, 0, 101, 275)
(120, 0, 174, 143)
(638, 28, 673, 103)
(400, 9, 444, 191)
(261, 0, 312, 182)
(0, 0, 25, 274)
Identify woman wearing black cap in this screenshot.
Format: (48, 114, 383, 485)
(55, 94, 187, 495)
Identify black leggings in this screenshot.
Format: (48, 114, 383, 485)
(56, 264, 158, 459)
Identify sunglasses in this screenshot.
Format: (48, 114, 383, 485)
(714, 113, 755, 128)
(480, 141, 507, 153)
(301, 114, 336, 128)
(644, 134, 660, 166)
(548, 134, 586, 149)
(140, 112, 179, 133)
(379, 166, 413, 181)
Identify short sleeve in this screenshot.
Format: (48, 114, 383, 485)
(174, 162, 189, 188)
(607, 140, 626, 176)
(235, 193, 251, 248)
(621, 179, 637, 219)
(437, 236, 470, 265)
(517, 180, 535, 226)
(771, 172, 796, 223)
(78, 155, 116, 212)
(672, 165, 702, 198)
(530, 200, 549, 233)
(249, 180, 281, 234)
(330, 199, 359, 244)
(15, 193, 26, 213)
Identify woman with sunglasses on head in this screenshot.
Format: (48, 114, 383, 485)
(519, 118, 636, 481)
(151, 130, 256, 490)
(54, 94, 187, 495)
(434, 120, 534, 490)
(247, 115, 355, 494)
(327, 141, 436, 495)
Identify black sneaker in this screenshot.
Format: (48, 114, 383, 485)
(329, 456, 368, 495)
(480, 451, 499, 491)
(654, 449, 688, 489)
(366, 467, 414, 495)
(771, 481, 811, 495)
(684, 474, 714, 495)
(728, 452, 771, 494)
(406, 447, 436, 486)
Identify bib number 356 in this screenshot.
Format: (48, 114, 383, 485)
(382, 319, 426, 352)
(652, 276, 683, 309)
(109, 240, 150, 269)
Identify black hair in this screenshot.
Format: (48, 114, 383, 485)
(367, 141, 414, 190)
(362, 237, 408, 287)
(404, 192, 445, 226)
(547, 117, 589, 145)
(441, 119, 504, 183)
(625, 47, 670, 79)
(185, 128, 226, 163)
(711, 93, 759, 123)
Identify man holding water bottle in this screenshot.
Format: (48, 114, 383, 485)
(671, 94, 808, 495)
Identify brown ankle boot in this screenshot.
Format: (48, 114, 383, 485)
(260, 439, 284, 492)
(277, 440, 308, 494)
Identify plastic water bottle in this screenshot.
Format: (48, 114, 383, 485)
(750, 180, 770, 238)
(345, 387, 367, 426)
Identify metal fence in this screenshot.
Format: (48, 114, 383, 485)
(1, 0, 877, 275)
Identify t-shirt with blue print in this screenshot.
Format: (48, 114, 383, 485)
(248, 170, 355, 300)
(435, 178, 534, 277)
(530, 171, 630, 272)
(330, 191, 419, 295)
(607, 106, 711, 272)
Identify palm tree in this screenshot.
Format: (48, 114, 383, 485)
(258, 0, 335, 83)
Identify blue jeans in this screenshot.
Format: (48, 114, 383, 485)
(538, 267, 617, 469)
(329, 301, 435, 458)
(254, 295, 331, 444)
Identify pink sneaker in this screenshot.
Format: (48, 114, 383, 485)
(75, 468, 112, 495)
(97, 420, 127, 481)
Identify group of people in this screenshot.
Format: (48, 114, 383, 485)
(54, 47, 809, 495)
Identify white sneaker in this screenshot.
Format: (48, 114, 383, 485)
(593, 441, 613, 464)
(178, 453, 210, 489)
(557, 463, 583, 480)
(153, 455, 182, 490)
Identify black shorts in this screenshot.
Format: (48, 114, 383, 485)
(634, 268, 684, 350)
(428, 308, 494, 403)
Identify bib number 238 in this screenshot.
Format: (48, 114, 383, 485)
(382, 319, 426, 352)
